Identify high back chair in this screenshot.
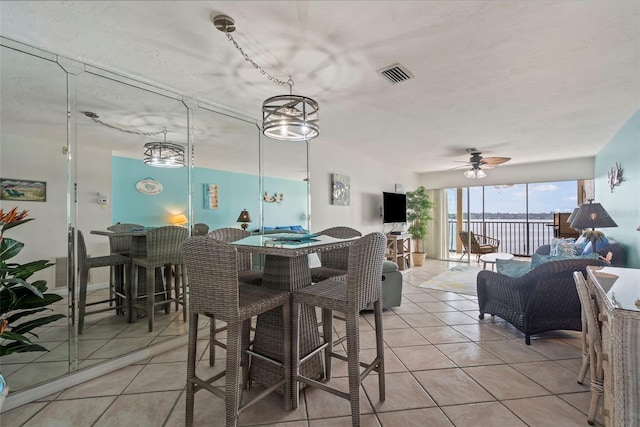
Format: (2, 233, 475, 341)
(76, 229, 130, 334)
(130, 225, 188, 332)
(310, 226, 362, 282)
(291, 232, 387, 425)
(205, 227, 263, 365)
(573, 271, 605, 425)
(182, 236, 291, 427)
(106, 223, 142, 312)
(458, 230, 500, 262)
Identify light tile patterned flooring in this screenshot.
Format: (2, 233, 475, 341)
(1, 259, 603, 426)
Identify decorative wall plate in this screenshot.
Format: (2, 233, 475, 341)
(136, 178, 163, 195)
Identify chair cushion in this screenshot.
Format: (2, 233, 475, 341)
(496, 259, 532, 277)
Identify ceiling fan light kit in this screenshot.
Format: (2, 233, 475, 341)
(214, 15, 319, 142)
(457, 148, 511, 179)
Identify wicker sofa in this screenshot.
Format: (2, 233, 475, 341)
(477, 257, 608, 344)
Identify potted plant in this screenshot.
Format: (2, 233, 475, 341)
(0, 207, 65, 406)
(406, 186, 434, 267)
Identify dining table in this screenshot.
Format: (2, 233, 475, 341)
(230, 232, 358, 397)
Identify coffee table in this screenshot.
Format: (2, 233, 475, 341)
(479, 252, 514, 271)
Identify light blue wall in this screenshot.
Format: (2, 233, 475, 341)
(112, 157, 189, 226)
(112, 156, 308, 232)
(594, 109, 640, 268)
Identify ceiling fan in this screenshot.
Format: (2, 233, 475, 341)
(451, 148, 511, 178)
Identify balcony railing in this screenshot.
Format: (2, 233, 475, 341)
(448, 220, 555, 257)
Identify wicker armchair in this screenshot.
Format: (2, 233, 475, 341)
(310, 226, 362, 282)
(477, 257, 607, 345)
(459, 230, 500, 262)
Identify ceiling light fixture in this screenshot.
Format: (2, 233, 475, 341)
(464, 168, 486, 179)
(143, 129, 185, 168)
(213, 15, 319, 142)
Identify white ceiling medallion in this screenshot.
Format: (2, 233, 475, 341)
(136, 178, 163, 195)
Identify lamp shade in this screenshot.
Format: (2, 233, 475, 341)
(143, 141, 185, 168)
(570, 202, 618, 230)
(566, 207, 579, 224)
(171, 213, 188, 225)
(236, 209, 252, 223)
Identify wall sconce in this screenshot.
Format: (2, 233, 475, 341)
(170, 213, 188, 226)
(237, 209, 252, 230)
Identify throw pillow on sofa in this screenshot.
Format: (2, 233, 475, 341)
(550, 237, 575, 256)
(581, 237, 610, 255)
(531, 252, 599, 268)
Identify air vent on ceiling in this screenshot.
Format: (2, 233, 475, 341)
(378, 63, 414, 84)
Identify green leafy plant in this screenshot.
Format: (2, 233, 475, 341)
(406, 186, 435, 254)
(1, 207, 64, 356)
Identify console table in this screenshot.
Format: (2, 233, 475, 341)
(586, 266, 640, 426)
(386, 234, 410, 270)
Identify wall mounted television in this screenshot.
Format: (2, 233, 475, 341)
(382, 192, 407, 223)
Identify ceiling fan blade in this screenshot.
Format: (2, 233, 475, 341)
(448, 164, 473, 170)
(481, 156, 511, 166)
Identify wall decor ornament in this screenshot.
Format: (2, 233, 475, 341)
(0, 178, 46, 202)
(331, 173, 350, 206)
(205, 184, 219, 209)
(263, 192, 285, 204)
(135, 178, 163, 195)
(607, 162, 624, 192)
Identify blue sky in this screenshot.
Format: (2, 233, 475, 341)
(447, 180, 578, 214)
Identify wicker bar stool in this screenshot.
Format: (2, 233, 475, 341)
(292, 232, 386, 425)
(76, 229, 130, 334)
(130, 226, 188, 332)
(310, 226, 362, 283)
(205, 228, 263, 365)
(573, 271, 605, 425)
(106, 223, 142, 315)
(182, 236, 291, 427)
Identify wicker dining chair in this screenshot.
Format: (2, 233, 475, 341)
(182, 236, 291, 427)
(573, 271, 605, 425)
(76, 229, 130, 334)
(130, 226, 189, 332)
(205, 227, 263, 365)
(106, 223, 142, 313)
(310, 226, 362, 283)
(291, 232, 386, 425)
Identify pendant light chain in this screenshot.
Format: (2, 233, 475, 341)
(223, 32, 290, 87)
(83, 112, 165, 137)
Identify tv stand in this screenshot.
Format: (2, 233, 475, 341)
(386, 234, 411, 270)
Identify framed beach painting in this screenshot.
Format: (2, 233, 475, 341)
(0, 178, 47, 202)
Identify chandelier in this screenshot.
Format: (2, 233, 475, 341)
(143, 129, 185, 168)
(214, 15, 319, 142)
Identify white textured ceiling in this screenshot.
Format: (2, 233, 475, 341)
(1, 1, 638, 173)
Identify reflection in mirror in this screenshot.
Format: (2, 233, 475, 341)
(0, 46, 69, 391)
(74, 71, 189, 369)
(192, 105, 260, 234)
(261, 138, 310, 233)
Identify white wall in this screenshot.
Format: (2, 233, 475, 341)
(419, 157, 594, 189)
(308, 140, 419, 235)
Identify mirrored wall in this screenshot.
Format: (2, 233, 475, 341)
(0, 37, 310, 397)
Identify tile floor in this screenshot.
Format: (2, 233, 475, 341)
(1, 259, 603, 426)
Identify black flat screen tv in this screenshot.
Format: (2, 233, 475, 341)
(383, 192, 407, 223)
